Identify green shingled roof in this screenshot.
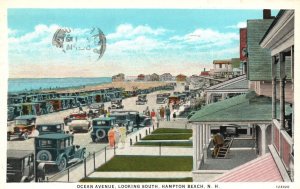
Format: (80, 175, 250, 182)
(188, 91, 292, 123)
(221, 79, 249, 90)
(247, 19, 274, 81)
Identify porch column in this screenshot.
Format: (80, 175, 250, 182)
(221, 93, 226, 100)
(279, 52, 286, 129)
(203, 124, 207, 160)
(193, 125, 197, 170)
(260, 124, 267, 155)
(200, 125, 203, 157)
(272, 56, 277, 119)
(247, 123, 251, 135)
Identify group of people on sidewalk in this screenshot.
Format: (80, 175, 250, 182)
(146, 106, 176, 122)
(107, 125, 127, 149)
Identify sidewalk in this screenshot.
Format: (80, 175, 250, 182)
(89, 172, 192, 178)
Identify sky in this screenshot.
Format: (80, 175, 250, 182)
(8, 9, 279, 78)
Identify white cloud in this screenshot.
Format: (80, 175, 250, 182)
(107, 24, 167, 40)
(170, 28, 239, 49)
(226, 21, 247, 29)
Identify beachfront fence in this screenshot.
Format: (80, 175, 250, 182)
(45, 146, 115, 183)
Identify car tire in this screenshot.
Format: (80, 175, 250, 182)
(7, 133, 10, 141)
(57, 156, 67, 171)
(95, 129, 106, 139)
(37, 150, 52, 161)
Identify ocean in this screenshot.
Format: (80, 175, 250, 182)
(8, 77, 112, 93)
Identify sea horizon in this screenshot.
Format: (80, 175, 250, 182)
(8, 77, 112, 93)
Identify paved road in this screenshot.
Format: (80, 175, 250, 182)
(7, 83, 186, 179)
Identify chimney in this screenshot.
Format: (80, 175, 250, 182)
(263, 9, 272, 19)
(204, 68, 206, 72)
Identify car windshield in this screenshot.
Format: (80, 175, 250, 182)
(111, 115, 127, 120)
(93, 120, 111, 126)
(157, 97, 166, 102)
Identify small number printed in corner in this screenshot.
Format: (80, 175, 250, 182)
(275, 185, 290, 189)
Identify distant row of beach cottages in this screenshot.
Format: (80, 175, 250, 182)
(112, 58, 243, 82)
(7, 84, 175, 121)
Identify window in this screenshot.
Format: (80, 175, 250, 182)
(39, 140, 54, 147)
(219, 64, 222, 68)
(93, 120, 110, 126)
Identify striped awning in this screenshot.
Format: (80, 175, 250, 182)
(214, 153, 283, 182)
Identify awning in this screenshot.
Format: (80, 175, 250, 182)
(214, 153, 283, 182)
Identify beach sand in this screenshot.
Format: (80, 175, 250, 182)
(43, 81, 169, 93)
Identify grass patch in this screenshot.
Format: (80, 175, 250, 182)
(152, 128, 192, 134)
(80, 177, 193, 182)
(142, 133, 192, 140)
(135, 141, 192, 147)
(96, 155, 192, 171)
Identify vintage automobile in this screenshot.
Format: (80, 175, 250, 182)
(7, 115, 37, 141)
(90, 117, 116, 142)
(35, 133, 86, 171)
(110, 98, 124, 109)
(110, 112, 134, 133)
(87, 103, 105, 118)
(64, 111, 87, 125)
(156, 97, 168, 104)
(69, 119, 90, 133)
(136, 94, 148, 105)
(220, 124, 241, 138)
(138, 115, 153, 128)
(35, 122, 65, 136)
(7, 150, 45, 182)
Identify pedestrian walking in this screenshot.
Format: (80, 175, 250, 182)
(114, 125, 121, 148)
(150, 109, 156, 121)
(160, 106, 165, 121)
(119, 125, 127, 148)
(166, 106, 171, 121)
(108, 127, 115, 148)
(156, 109, 161, 122)
(172, 111, 177, 121)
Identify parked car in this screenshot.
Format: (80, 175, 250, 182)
(110, 112, 134, 133)
(136, 94, 148, 105)
(87, 103, 105, 118)
(220, 124, 241, 138)
(35, 133, 86, 171)
(69, 119, 90, 133)
(7, 115, 37, 141)
(90, 117, 116, 142)
(156, 97, 168, 104)
(64, 112, 87, 125)
(35, 122, 65, 136)
(7, 150, 45, 182)
(138, 115, 153, 127)
(110, 98, 124, 109)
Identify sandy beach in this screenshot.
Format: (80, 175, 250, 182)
(41, 81, 169, 93)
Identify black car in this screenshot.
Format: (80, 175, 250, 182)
(35, 122, 65, 136)
(110, 112, 134, 133)
(35, 133, 86, 171)
(90, 117, 116, 142)
(7, 150, 45, 182)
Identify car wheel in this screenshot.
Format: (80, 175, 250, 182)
(95, 129, 106, 139)
(23, 132, 29, 140)
(7, 133, 10, 141)
(37, 150, 52, 161)
(57, 156, 67, 171)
